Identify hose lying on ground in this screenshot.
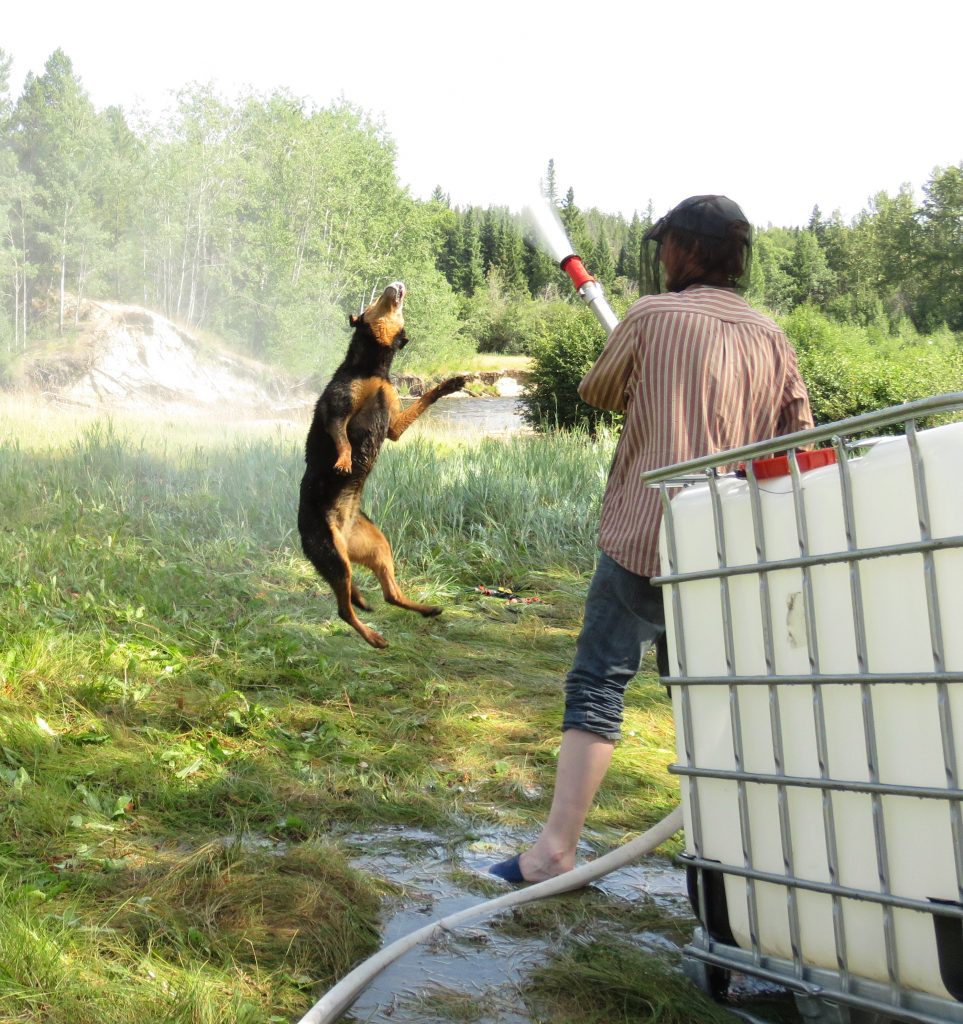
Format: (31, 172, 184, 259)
(296, 804, 684, 1024)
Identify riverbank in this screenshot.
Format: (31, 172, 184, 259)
(394, 367, 530, 399)
(5, 296, 534, 416)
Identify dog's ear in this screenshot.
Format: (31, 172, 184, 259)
(349, 313, 361, 327)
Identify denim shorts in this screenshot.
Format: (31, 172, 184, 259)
(562, 551, 667, 741)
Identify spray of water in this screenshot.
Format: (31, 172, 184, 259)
(522, 195, 576, 263)
(518, 188, 620, 336)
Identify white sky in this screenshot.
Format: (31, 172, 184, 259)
(4, 0, 960, 228)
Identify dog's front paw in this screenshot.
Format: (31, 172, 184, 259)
(437, 375, 467, 397)
(333, 451, 353, 474)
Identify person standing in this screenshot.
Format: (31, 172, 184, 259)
(491, 195, 814, 883)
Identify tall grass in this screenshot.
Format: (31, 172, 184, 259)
(368, 428, 614, 582)
(0, 396, 680, 1023)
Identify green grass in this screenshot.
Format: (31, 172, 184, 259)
(0, 395, 686, 1023)
(459, 353, 532, 373)
(524, 937, 800, 1024)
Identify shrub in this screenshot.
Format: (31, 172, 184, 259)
(392, 259, 476, 375)
(781, 304, 963, 428)
(460, 271, 545, 355)
(520, 299, 963, 438)
(520, 301, 621, 433)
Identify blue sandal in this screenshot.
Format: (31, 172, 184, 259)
(489, 854, 527, 883)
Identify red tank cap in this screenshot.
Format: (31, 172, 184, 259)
(746, 448, 837, 480)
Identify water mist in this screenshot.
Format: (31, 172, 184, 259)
(523, 198, 619, 336)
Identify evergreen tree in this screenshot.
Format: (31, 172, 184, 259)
(542, 158, 558, 207)
(479, 207, 498, 275)
(496, 219, 528, 294)
(618, 212, 642, 287)
(807, 204, 826, 243)
(459, 207, 485, 297)
(917, 164, 963, 330)
(872, 186, 920, 321)
(523, 237, 559, 298)
(790, 230, 836, 308)
(435, 210, 461, 288)
(9, 49, 107, 333)
(559, 187, 593, 265)
(591, 226, 615, 289)
(817, 210, 849, 277)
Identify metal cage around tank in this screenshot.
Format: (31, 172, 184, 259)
(643, 392, 963, 1024)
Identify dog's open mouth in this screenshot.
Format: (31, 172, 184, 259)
(385, 281, 405, 305)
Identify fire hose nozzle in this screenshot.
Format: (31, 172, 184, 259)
(560, 254, 595, 290)
(560, 254, 619, 336)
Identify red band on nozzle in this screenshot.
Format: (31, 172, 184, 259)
(560, 254, 595, 290)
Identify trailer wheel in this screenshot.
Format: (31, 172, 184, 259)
(683, 956, 731, 1000)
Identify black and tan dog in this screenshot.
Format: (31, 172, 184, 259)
(298, 281, 466, 648)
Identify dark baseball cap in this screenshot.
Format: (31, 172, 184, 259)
(645, 195, 749, 241)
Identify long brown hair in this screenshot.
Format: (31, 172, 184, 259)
(663, 220, 749, 291)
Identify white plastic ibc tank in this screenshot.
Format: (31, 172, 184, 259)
(661, 420, 963, 999)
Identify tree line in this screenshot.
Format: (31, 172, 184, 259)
(0, 47, 960, 383)
(0, 48, 473, 376)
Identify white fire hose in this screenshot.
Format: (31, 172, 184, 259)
(296, 804, 683, 1024)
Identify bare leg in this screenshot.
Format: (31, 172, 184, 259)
(491, 555, 664, 883)
(516, 728, 614, 881)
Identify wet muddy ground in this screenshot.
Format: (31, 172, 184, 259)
(332, 823, 789, 1024)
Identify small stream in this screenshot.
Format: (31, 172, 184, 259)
(408, 396, 528, 435)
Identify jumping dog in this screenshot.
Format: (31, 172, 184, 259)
(298, 281, 466, 648)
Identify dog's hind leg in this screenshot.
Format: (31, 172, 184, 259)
(326, 521, 388, 648)
(350, 583, 371, 610)
(301, 512, 387, 649)
(348, 513, 442, 618)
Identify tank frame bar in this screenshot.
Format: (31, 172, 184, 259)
(646, 392, 963, 1024)
(686, 927, 963, 1024)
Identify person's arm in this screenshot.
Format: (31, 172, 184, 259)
(777, 347, 814, 436)
(577, 319, 638, 412)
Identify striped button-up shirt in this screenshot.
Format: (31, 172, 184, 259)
(579, 285, 813, 578)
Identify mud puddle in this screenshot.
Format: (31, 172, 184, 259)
(335, 824, 708, 1024)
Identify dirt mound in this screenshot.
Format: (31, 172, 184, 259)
(18, 301, 306, 415)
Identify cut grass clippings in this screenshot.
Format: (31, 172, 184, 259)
(526, 936, 804, 1024)
(525, 938, 744, 1024)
